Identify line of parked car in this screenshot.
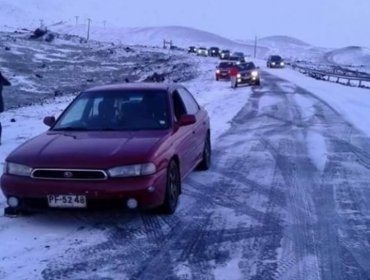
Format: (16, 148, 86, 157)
(188, 46, 246, 62)
(188, 46, 260, 87)
(188, 46, 286, 88)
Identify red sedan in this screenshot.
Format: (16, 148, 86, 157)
(1, 83, 211, 215)
(215, 61, 237, 80)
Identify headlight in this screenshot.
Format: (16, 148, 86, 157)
(280, 62, 285, 66)
(271, 62, 276, 65)
(237, 73, 241, 78)
(4, 162, 32, 177)
(251, 70, 259, 77)
(216, 69, 220, 74)
(108, 163, 156, 177)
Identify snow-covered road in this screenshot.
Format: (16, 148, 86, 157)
(1, 56, 370, 279)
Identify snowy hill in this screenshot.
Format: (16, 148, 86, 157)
(0, 0, 367, 68)
(324, 46, 370, 68)
(0, 0, 270, 56)
(259, 35, 310, 48)
(257, 35, 328, 63)
(54, 24, 269, 56)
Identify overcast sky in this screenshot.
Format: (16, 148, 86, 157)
(2, 0, 370, 48)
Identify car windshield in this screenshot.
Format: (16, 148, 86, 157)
(238, 63, 256, 70)
(219, 62, 234, 68)
(52, 89, 171, 131)
(271, 55, 282, 61)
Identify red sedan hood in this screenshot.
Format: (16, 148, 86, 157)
(7, 130, 170, 168)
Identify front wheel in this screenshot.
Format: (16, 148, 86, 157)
(197, 133, 211, 170)
(160, 160, 180, 214)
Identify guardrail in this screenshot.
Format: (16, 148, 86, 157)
(290, 63, 370, 88)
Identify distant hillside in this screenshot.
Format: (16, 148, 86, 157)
(324, 46, 370, 67)
(0, 1, 272, 56)
(259, 35, 310, 48)
(54, 25, 270, 57)
(257, 35, 329, 62)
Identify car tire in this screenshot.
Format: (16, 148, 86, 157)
(160, 160, 180, 214)
(197, 133, 211, 170)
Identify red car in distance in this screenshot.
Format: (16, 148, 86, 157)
(1, 83, 211, 215)
(215, 61, 237, 80)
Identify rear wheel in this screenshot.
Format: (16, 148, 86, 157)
(197, 133, 211, 170)
(160, 160, 180, 214)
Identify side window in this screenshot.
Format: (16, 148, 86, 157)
(178, 88, 199, 115)
(172, 90, 187, 120)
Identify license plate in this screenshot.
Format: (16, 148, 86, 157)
(47, 195, 87, 208)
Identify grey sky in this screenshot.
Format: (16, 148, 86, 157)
(102, 0, 370, 48)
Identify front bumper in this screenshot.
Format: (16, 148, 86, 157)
(1, 169, 167, 210)
(216, 72, 230, 80)
(237, 75, 259, 85)
(270, 63, 285, 68)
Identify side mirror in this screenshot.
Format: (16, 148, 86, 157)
(178, 114, 196, 126)
(43, 116, 56, 127)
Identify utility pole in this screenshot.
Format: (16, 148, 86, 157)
(86, 18, 91, 41)
(39, 19, 44, 27)
(75, 16, 79, 25)
(254, 36, 257, 58)
(103, 20, 106, 28)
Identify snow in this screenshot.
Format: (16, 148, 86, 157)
(325, 46, 370, 69)
(214, 252, 243, 280)
(265, 67, 370, 139)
